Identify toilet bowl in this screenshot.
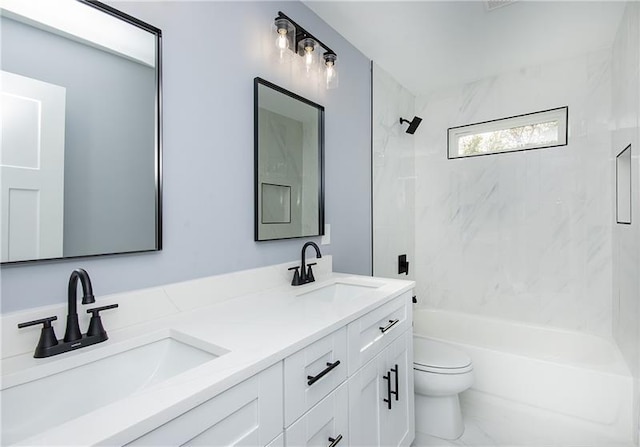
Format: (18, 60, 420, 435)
(413, 336, 474, 440)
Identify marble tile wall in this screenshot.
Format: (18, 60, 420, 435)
(413, 49, 614, 337)
(372, 63, 416, 280)
(611, 2, 640, 442)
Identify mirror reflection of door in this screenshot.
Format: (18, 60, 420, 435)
(1, 70, 65, 262)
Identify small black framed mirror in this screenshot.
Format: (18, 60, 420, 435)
(254, 77, 324, 241)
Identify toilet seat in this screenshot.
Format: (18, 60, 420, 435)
(413, 337, 472, 374)
(414, 362, 473, 374)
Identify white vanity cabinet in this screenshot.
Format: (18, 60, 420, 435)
(130, 290, 413, 447)
(283, 291, 414, 447)
(127, 362, 284, 446)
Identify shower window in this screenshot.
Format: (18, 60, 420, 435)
(447, 106, 568, 159)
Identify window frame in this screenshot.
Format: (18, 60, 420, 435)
(447, 106, 569, 159)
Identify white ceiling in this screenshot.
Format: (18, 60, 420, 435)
(304, 1, 628, 96)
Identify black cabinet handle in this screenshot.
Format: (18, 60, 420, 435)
(307, 360, 341, 386)
(328, 434, 343, 447)
(383, 371, 392, 410)
(379, 319, 399, 333)
(391, 364, 399, 401)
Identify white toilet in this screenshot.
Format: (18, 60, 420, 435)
(413, 336, 474, 440)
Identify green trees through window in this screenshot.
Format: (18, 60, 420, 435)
(448, 107, 568, 159)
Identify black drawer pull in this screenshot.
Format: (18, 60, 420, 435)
(328, 434, 343, 447)
(379, 319, 399, 333)
(307, 360, 341, 386)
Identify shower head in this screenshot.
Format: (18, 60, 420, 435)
(399, 116, 422, 134)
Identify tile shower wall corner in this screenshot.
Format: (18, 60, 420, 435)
(413, 49, 614, 338)
(611, 2, 640, 443)
(372, 63, 416, 280)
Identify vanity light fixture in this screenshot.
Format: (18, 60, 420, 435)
(273, 11, 338, 89)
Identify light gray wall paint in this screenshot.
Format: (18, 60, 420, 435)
(1, 17, 157, 258)
(0, 1, 372, 313)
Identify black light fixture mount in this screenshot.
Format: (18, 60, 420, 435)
(274, 11, 338, 88)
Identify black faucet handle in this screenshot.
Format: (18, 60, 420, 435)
(18, 315, 57, 329)
(306, 263, 317, 282)
(86, 303, 118, 316)
(18, 316, 59, 354)
(86, 303, 118, 338)
(288, 266, 302, 286)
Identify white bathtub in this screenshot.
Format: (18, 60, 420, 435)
(413, 308, 634, 441)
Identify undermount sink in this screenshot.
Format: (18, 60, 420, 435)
(296, 279, 383, 301)
(1, 331, 228, 445)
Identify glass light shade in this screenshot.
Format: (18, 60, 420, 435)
(298, 38, 318, 75)
(324, 53, 338, 89)
(273, 18, 294, 62)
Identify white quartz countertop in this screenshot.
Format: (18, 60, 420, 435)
(1, 263, 414, 446)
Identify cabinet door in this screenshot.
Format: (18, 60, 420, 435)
(348, 353, 384, 446)
(127, 362, 283, 446)
(285, 382, 348, 447)
(380, 330, 414, 447)
(349, 329, 414, 447)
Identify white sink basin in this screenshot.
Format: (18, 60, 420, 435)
(1, 331, 227, 445)
(296, 280, 383, 301)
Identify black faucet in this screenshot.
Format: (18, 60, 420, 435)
(18, 268, 118, 358)
(65, 268, 95, 342)
(289, 241, 322, 286)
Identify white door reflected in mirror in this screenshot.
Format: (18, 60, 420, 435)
(1, 71, 65, 262)
(1, 0, 162, 264)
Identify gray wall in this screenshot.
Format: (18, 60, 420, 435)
(1, 17, 157, 257)
(0, 1, 372, 313)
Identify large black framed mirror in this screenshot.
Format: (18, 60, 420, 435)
(0, 0, 162, 264)
(254, 77, 324, 241)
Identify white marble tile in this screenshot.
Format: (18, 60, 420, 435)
(413, 49, 615, 338)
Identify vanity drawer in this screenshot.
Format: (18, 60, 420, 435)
(284, 326, 347, 427)
(347, 291, 412, 375)
(285, 381, 348, 447)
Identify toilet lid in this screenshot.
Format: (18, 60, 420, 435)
(413, 337, 472, 370)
